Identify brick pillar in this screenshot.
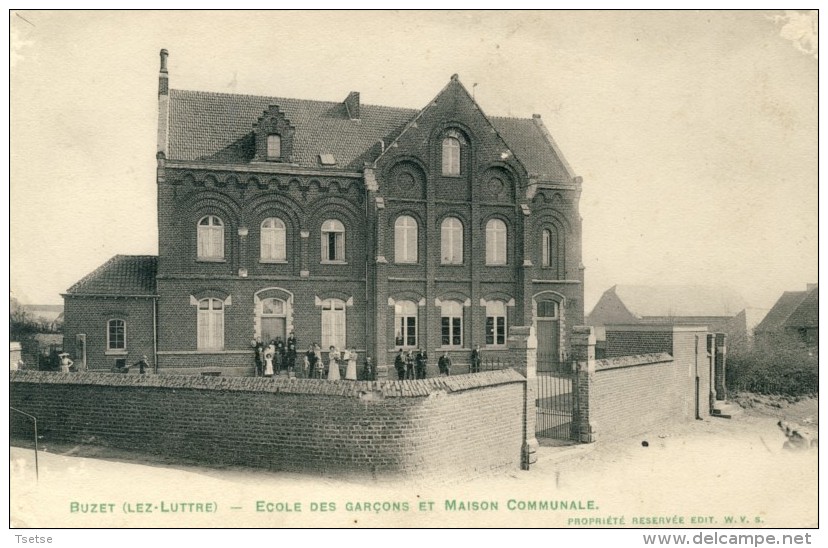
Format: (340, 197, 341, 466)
(571, 326, 597, 443)
(507, 325, 538, 470)
(715, 333, 727, 401)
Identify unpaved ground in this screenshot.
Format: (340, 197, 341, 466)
(10, 397, 818, 528)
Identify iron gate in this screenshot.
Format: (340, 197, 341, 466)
(536, 369, 575, 441)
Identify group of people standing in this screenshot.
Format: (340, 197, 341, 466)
(254, 335, 486, 380)
(253, 333, 298, 377)
(395, 344, 484, 380)
(252, 334, 375, 381)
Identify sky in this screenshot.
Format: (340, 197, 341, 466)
(8, 10, 818, 313)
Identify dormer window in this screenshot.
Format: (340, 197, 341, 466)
(267, 135, 281, 159)
(253, 105, 294, 162)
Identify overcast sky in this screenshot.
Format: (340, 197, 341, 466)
(9, 10, 818, 313)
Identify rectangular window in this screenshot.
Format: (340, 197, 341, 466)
(324, 232, 344, 262)
(441, 316, 462, 347)
(396, 316, 417, 347)
(107, 319, 126, 350)
(267, 134, 281, 158)
(321, 300, 346, 349)
(197, 299, 224, 351)
(486, 316, 506, 346)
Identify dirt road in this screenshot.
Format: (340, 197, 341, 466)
(10, 398, 818, 528)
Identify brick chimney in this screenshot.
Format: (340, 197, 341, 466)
(344, 91, 360, 120)
(157, 49, 170, 158)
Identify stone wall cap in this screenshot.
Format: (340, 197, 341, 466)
(9, 369, 526, 398)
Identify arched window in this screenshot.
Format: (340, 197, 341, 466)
(261, 218, 286, 262)
(485, 301, 507, 346)
(394, 215, 418, 263)
(394, 300, 418, 348)
(321, 298, 346, 349)
(267, 134, 281, 159)
(442, 136, 461, 176)
(197, 215, 224, 260)
(107, 319, 126, 351)
(441, 217, 463, 264)
(197, 298, 224, 350)
(321, 219, 345, 262)
(542, 228, 553, 267)
(485, 219, 507, 265)
(440, 300, 463, 347)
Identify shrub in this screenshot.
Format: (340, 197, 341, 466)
(726, 335, 818, 396)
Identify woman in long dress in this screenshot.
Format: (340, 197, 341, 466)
(327, 346, 341, 380)
(263, 344, 275, 376)
(345, 347, 358, 380)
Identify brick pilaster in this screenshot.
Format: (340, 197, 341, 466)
(507, 325, 538, 469)
(571, 325, 597, 443)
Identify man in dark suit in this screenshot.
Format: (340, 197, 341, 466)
(471, 344, 482, 373)
(438, 351, 452, 376)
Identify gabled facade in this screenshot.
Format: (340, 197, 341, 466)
(64, 50, 584, 375)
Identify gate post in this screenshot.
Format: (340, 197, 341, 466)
(508, 326, 538, 470)
(571, 326, 597, 443)
(714, 333, 727, 401)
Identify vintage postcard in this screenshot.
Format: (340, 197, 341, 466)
(8, 10, 819, 534)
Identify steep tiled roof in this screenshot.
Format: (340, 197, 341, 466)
(490, 116, 572, 182)
(65, 255, 157, 296)
(755, 291, 807, 332)
(756, 286, 818, 332)
(611, 285, 749, 318)
(784, 286, 818, 328)
(167, 89, 573, 179)
(168, 89, 416, 171)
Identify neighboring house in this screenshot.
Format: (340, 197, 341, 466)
(754, 284, 818, 348)
(587, 285, 752, 354)
(63, 50, 585, 375)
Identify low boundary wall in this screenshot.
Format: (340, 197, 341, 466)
(10, 369, 526, 479)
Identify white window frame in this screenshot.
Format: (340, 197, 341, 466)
(267, 134, 281, 159)
(394, 215, 418, 264)
(197, 215, 225, 261)
(106, 319, 126, 353)
(485, 219, 507, 265)
(442, 136, 461, 176)
(260, 217, 287, 262)
(197, 298, 225, 351)
(321, 219, 346, 263)
(485, 301, 507, 347)
(394, 300, 418, 348)
(440, 300, 463, 348)
(441, 217, 463, 264)
(321, 298, 346, 349)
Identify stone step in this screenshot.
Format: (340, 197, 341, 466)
(712, 402, 743, 419)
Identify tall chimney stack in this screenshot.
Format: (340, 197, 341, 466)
(157, 49, 170, 157)
(158, 49, 169, 96)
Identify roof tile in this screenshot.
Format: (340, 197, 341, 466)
(66, 255, 157, 296)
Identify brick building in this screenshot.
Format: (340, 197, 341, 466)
(63, 50, 584, 375)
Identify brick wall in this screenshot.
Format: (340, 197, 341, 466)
(63, 296, 156, 372)
(605, 325, 673, 357)
(572, 325, 710, 442)
(592, 353, 683, 441)
(10, 369, 525, 479)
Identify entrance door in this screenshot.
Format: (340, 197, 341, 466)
(260, 298, 287, 343)
(536, 301, 559, 373)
